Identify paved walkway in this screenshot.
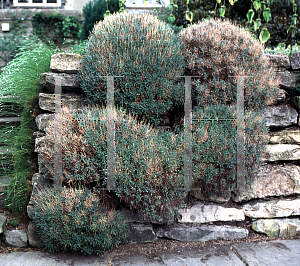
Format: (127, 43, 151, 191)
(0, 239, 299, 266)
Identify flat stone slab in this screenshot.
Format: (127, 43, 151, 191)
(178, 202, 244, 224)
(38, 92, 89, 112)
(263, 104, 298, 128)
(0, 251, 109, 266)
(232, 239, 300, 266)
(233, 163, 300, 202)
(39, 73, 81, 93)
(50, 53, 83, 74)
(263, 53, 290, 69)
(158, 245, 245, 266)
(269, 128, 300, 144)
(1, 240, 300, 266)
(261, 144, 300, 162)
(243, 198, 300, 218)
(156, 224, 248, 242)
(252, 218, 300, 238)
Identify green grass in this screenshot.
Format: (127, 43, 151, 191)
(0, 36, 87, 216)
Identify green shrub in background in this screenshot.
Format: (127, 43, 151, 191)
(154, 0, 299, 49)
(175, 18, 278, 201)
(28, 187, 129, 255)
(79, 12, 186, 129)
(32, 12, 82, 49)
(81, 0, 122, 41)
(39, 103, 187, 224)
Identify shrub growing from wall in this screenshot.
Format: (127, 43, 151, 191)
(175, 18, 279, 201)
(79, 12, 186, 129)
(39, 104, 187, 224)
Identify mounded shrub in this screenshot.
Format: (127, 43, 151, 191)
(28, 187, 129, 255)
(79, 11, 186, 129)
(175, 18, 279, 202)
(39, 104, 187, 224)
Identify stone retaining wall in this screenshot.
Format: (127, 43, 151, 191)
(2, 51, 300, 248)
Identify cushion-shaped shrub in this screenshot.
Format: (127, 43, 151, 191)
(79, 11, 186, 129)
(175, 18, 279, 202)
(39, 104, 187, 224)
(28, 187, 129, 255)
(178, 17, 279, 112)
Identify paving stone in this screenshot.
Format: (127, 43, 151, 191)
(232, 239, 300, 266)
(159, 246, 245, 266)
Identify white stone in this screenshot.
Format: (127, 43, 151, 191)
(178, 202, 244, 224)
(243, 199, 300, 218)
(4, 230, 28, 247)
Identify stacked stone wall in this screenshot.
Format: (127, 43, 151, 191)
(3, 51, 300, 248)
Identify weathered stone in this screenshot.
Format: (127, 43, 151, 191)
(275, 69, 300, 92)
(156, 224, 248, 242)
(34, 135, 47, 153)
(290, 52, 300, 70)
(268, 88, 287, 105)
(260, 144, 300, 162)
(129, 223, 157, 243)
(4, 230, 28, 247)
(0, 214, 6, 234)
(263, 53, 290, 69)
(39, 73, 81, 92)
(39, 93, 89, 112)
(190, 188, 231, 204)
(115, 208, 143, 223)
(50, 53, 83, 74)
(243, 199, 300, 219)
(27, 222, 43, 248)
(29, 173, 53, 201)
(252, 218, 300, 238)
(263, 104, 298, 128)
(178, 202, 244, 224)
(32, 131, 46, 140)
(232, 239, 300, 266)
(233, 163, 300, 202)
(27, 173, 53, 219)
(269, 128, 300, 144)
(35, 113, 54, 132)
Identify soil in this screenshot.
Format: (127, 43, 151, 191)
(1, 205, 300, 260)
